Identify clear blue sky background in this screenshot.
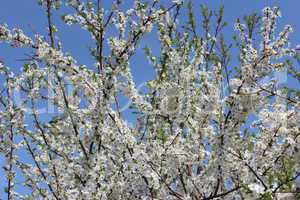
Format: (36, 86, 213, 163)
(0, 0, 300, 199)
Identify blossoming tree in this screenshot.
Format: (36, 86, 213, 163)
(0, 0, 299, 199)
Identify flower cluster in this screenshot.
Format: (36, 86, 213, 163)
(0, 24, 33, 46)
(0, 2, 299, 200)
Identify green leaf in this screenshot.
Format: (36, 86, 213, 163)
(23, 63, 30, 72)
(222, 22, 228, 27)
(157, 127, 167, 144)
(260, 192, 272, 200)
(92, 73, 97, 82)
(187, 1, 196, 32)
(267, 173, 274, 185)
(171, 39, 178, 46)
(143, 46, 151, 56)
(247, 141, 254, 152)
(240, 184, 252, 194)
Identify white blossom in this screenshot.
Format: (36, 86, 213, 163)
(0, 3, 299, 200)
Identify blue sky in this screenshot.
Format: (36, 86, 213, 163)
(1, 0, 300, 80)
(0, 0, 300, 198)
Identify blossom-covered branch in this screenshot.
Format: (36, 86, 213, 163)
(0, 1, 299, 199)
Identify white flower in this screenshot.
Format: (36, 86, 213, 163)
(229, 78, 243, 89)
(248, 183, 265, 194)
(172, 0, 183, 5)
(62, 14, 75, 25)
(0, 4, 299, 200)
(66, 0, 79, 7)
(0, 24, 12, 41)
